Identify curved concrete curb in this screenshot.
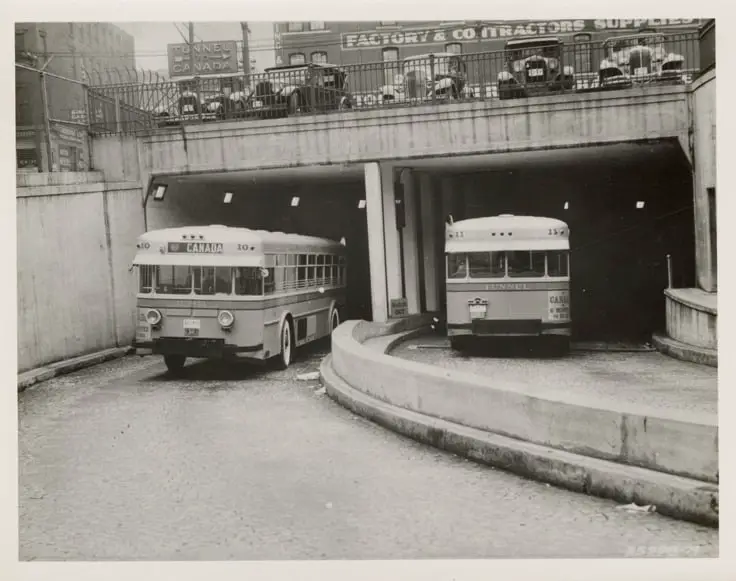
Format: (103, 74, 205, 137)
(321, 355, 718, 528)
(652, 332, 717, 368)
(18, 346, 134, 392)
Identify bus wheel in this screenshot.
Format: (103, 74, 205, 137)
(275, 320, 293, 370)
(164, 355, 186, 375)
(330, 308, 340, 332)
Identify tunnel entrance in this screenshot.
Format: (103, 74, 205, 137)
(146, 177, 373, 322)
(444, 144, 695, 343)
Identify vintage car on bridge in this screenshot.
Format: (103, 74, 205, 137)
(381, 53, 471, 103)
(243, 63, 353, 118)
(597, 31, 688, 89)
(152, 74, 250, 126)
(497, 36, 575, 100)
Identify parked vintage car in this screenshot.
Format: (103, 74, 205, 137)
(244, 63, 353, 118)
(381, 53, 470, 103)
(152, 74, 250, 126)
(598, 31, 687, 89)
(497, 36, 575, 100)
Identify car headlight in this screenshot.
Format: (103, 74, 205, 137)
(218, 310, 234, 329)
(145, 308, 162, 326)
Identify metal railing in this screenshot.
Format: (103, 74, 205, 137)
(16, 63, 94, 172)
(18, 32, 702, 141)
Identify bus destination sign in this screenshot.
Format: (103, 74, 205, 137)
(167, 242, 224, 254)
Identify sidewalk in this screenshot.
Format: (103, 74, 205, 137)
(18, 346, 134, 392)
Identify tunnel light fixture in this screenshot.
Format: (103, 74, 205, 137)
(223, 192, 233, 204)
(563, 201, 569, 210)
(358, 199, 367, 209)
(636, 201, 645, 209)
(291, 196, 300, 207)
(152, 184, 167, 201)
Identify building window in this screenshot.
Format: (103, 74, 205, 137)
(289, 52, 306, 65)
(287, 22, 304, 32)
(310, 21, 325, 31)
(311, 51, 327, 64)
(573, 33, 593, 75)
(382, 47, 399, 86)
(445, 42, 462, 55)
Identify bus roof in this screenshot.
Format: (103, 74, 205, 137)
(446, 215, 569, 252)
(448, 215, 568, 231)
(134, 225, 344, 266)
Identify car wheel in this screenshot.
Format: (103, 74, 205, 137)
(274, 319, 293, 370)
(164, 354, 186, 375)
(288, 92, 301, 115)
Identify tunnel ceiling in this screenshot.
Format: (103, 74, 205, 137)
(165, 139, 685, 189)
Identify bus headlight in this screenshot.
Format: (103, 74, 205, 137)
(145, 308, 162, 326)
(218, 310, 235, 329)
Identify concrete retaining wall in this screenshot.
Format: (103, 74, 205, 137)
(17, 173, 145, 373)
(331, 319, 718, 484)
(665, 288, 717, 350)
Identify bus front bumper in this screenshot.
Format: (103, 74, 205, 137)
(447, 319, 571, 337)
(133, 338, 264, 358)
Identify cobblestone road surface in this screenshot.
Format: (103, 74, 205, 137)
(19, 341, 718, 560)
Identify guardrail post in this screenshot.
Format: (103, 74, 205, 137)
(39, 71, 54, 172)
(195, 77, 203, 122)
(430, 54, 436, 104)
(114, 94, 122, 133)
(666, 254, 673, 289)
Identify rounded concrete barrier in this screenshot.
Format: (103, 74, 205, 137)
(323, 317, 718, 527)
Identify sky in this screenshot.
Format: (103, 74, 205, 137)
(115, 21, 276, 74)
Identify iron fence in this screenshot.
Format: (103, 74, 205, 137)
(21, 32, 702, 139)
(15, 63, 93, 172)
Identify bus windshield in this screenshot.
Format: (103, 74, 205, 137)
(447, 250, 569, 279)
(145, 265, 264, 295)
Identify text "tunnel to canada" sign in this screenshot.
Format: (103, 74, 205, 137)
(167, 40, 239, 77)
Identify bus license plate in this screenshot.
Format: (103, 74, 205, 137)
(469, 304, 487, 319)
(528, 68, 543, 77)
(183, 319, 200, 337)
(136, 324, 151, 342)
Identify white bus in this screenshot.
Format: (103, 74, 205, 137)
(445, 214, 571, 353)
(132, 225, 347, 373)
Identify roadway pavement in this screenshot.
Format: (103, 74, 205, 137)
(19, 340, 718, 560)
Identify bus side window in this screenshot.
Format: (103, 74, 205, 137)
(316, 255, 324, 282)
(325, 255, 334, 284)
(447, 253, 468, 278)
(307, 254, 316, 285)
(297, 254, 308, 287)
(139, 265, 153, 293)
(264, 255, 276, 294)
(235, 267, 262, 295)
(284, 254, 297, 290)
(547, 250, 569, 277)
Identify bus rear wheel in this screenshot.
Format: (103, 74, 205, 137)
(164, 354, 186, 375)
(275, 320, 293, 370)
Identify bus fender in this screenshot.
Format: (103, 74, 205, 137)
(277, 310, 293, 341)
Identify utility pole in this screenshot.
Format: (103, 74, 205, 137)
(241, 22, 250, 75)
(188, 22, 195, 74)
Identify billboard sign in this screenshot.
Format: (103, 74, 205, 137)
(167, 40, 239, 77)
(341, 19, 702, 50)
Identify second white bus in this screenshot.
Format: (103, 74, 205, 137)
(445, 214, 571, 353)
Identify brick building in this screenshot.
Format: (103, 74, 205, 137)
(15, 22, 135, 171)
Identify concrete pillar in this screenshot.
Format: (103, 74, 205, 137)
(364, 163, 388, 322)
(381, 163, 403, 310)
(400, 170, 421, 315)
(419, 173, 440, 312)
